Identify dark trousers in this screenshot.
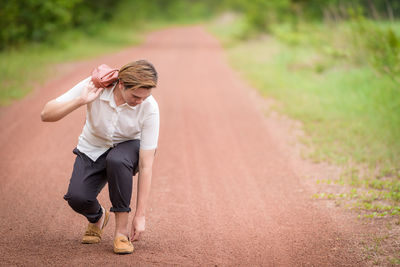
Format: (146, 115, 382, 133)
(63, 140, 140, 223)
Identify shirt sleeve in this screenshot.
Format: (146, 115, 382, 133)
(55, 76, 91, 102)
(140, 104, 160, 150)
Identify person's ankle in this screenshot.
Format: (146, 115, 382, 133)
(93, 206, 105, 228)
(114, 231, 129, 239)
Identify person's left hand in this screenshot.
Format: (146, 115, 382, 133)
(131, 215, 145, 241)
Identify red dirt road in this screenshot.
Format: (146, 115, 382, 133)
(0, 26, 367, 266)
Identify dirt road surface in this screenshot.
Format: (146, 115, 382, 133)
(0, 26, 368, 266)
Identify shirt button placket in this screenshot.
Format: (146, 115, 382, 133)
(110, 109, 118, 146)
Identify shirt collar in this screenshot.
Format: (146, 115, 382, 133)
(99, 83, 138, 110)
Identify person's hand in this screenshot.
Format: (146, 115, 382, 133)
(130, 215, 145, 241)
(80, 80, 103, 104)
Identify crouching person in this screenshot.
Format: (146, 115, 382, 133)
(40, 60, 159, 254)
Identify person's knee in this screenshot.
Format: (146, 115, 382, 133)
(64, 192, 93, 211)
(106, 151, 130, 170)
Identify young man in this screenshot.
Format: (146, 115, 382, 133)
(41, 60, 159, 254)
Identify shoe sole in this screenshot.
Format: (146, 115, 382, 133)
(82, 239, 100, 244)
(113, 248, 134, 254)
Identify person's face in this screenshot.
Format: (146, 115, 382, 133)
(119, 83, 152, 107)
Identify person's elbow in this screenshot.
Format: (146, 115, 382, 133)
(40, 109, 50, 122)
(40, 103, 57, 122)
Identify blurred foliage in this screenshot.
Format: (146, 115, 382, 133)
(348, 9, 400, 85)
(214, 0, 400, 85)
(0, 0, 116, 49)
(0, 0, 218, 50)
(3, 0, 400, 50)
(217, 0, 400, 32)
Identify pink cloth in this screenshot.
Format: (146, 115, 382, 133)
(91, 64, 119, 88)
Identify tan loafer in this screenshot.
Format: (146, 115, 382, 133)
(82, 207, 110, 244)
(113, 235, 134, 254)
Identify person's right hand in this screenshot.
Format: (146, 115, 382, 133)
(80, 80, 104, 104)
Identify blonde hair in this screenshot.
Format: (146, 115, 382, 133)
(118, 60, 158, 90)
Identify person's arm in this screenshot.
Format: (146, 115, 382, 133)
(131, 148, 156, 241)
(40, 79, 103, 122)
(41, 97, 85, 122)
(130, 100, 159, 241)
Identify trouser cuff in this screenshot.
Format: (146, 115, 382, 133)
(110, 207, 131, 213)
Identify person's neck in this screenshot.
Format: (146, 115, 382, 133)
(113, 86, 125, 106)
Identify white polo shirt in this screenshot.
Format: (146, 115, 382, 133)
(56, 76, 159, 161)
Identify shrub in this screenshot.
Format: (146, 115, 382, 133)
(0, 0, 122, 50)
